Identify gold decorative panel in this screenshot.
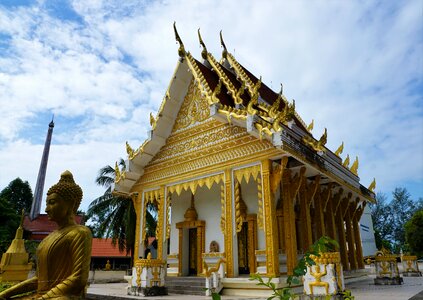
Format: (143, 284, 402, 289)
(172, 79, 210, 133)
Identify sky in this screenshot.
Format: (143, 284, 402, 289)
(0, 0, 422, 214)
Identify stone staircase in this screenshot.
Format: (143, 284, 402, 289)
(165, 276, 206, 295)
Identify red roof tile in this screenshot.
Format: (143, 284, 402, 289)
(23, 214, 84, 235)
(91, 238, 131, 258)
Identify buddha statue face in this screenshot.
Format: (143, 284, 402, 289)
(45, 170, 83, 225)
(45, 192, 73, 222)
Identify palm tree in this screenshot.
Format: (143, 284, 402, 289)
(86, 159, 157, 263)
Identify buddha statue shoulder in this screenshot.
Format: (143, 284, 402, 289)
(0, 170, 92, 299)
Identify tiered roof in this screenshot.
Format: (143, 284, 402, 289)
(114, 24, 375, 203)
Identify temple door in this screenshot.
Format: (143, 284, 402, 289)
(188, 228, 197, 275)
(237, 222, 249, 274)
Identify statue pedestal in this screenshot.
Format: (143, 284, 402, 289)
(166, 253, 178, 277)
(401, 255, 422, 277)
(374, 255, 403, 285)
(303, 252, 344, 298)
(128, 258, 167, 296)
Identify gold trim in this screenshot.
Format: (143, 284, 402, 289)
(167, 173, 224, 196)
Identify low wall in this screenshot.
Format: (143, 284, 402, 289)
(89, 270, 126, 283)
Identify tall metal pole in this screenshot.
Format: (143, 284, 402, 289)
(29, 119, 54, 220)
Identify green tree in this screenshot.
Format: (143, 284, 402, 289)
(370, 188, 421, 253)
(86, 159, 157, 263)
(0, 197, 20, 254)
(404, 209, 423, 257)
(391, 188, 417, 252)
(370, 193, 394, 251)
(0, 178, 33, 214)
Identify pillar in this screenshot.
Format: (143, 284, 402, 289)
(282, 167, 305, 275)
(300, 176, 320, 251)
(335, 193, 351, 271)
(345, 205, 357, 270)
(224, 169, 234, 277)
(299, 180, 312, 252)
(354, 204, 366, 269)
(314, 188, 325, 239)
(132, 192, 142, 261)
(325, 193, 336, 241)
(261, 159, 279, 277)
(157, 186, 166, 260)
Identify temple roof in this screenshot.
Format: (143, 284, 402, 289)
(91, 238, 131, 258)
(114, 26, 376, 204)
(23, 214, 84, 240)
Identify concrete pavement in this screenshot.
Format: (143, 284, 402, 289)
(87, 274, 423, 300)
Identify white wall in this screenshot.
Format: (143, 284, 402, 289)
(240, 177, 265, 249)
(168, 184, 224, 254)
(196, 184, 224, 252)
(359, 205, 377, 256)
(169, 189, 191, 254)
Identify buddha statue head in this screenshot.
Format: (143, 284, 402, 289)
(45, 170, 83, 224)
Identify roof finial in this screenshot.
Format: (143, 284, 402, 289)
(368, 178, 376, 192)
(197, 28, 208, 60)
(279, 83, 283, 95)
(173, 22, 185, 60)
(220, 30, 227, 59)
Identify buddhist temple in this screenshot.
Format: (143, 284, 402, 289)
(113, 26, 376, 292)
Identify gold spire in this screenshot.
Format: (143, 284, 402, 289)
(126, 141, 134, 157)
(173, 22, 185, 59)
(343, 154, 350, 167)
(220, 30, 227, 59)
(307, 119, 314, 132)
(302, 127, 327, 152)
(335, 142, 344, 157)
(319, 128, 327, 147)
(368, 178, 376, 192)
(268, 84, 283, 119)
(203, 49, 243, 105)
(197, 28, 208, 60)
(246, 77, 261, 115)
(149, 112, 157, 130)
(350, 156, 359, 175)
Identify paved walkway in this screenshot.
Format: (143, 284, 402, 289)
(87, 275, 423, 300)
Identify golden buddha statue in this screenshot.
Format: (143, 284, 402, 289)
(0, 170, 92, 299)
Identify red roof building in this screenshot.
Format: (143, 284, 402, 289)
(91, 238, 131, 258)
(91, 238, 131, 270)
(23, 214, 84, 241)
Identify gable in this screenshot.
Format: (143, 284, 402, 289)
(171, 78, 210, 133)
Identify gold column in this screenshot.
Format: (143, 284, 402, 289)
(157, 186, 165, 260)
(247, 215, 258, 274)
(299, 176, 320, 251)
(353, 203, 366, 269)
(178, 228, 183, 276)
(197, 225, 203, 275)
(224, 169, 234, 277)
(345, 201, 357, 270)
(282, 167, 305, 275)
(132, 192, 141, 262)
(261, 159, 279, 277)
(315, 184, 329, 240)
(324, 186, 337, 241)
(335, 193, 351, 271)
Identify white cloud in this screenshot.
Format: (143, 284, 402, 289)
(0, 0, 422, 211)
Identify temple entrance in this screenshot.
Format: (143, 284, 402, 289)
(188, 228, 197, 275)
(238, 222, 249, 274)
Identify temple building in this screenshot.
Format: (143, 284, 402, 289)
(113, 27, 376, 286)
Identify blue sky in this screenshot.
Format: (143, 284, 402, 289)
(0, 0, 422, 212)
